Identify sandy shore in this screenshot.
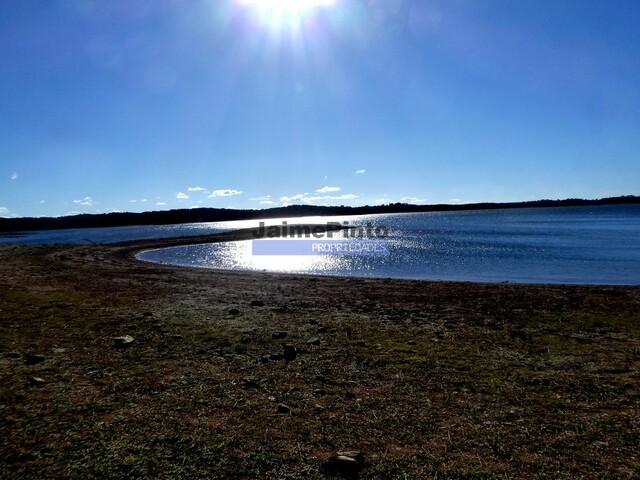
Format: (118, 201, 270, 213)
(1, 235, 639, 479)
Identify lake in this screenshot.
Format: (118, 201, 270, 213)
(136, 205, 640, 285)
(3, 205, 639, 285)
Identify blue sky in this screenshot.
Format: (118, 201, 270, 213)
(1, 0, 639, 218)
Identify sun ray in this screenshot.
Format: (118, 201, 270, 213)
(236, 0, 337, 30)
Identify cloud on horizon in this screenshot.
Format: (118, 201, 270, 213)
(401, 196, 428, 204)
(316, 186, 341, 193)
(280, 193, 358, 205)
(208, 189, 243, 198)
(0, 206, 8, 214)
(73, 196, 93, 206)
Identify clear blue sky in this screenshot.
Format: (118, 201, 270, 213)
(1, 0, 639, 218)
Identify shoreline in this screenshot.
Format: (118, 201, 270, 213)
(130, 231, 639, 288)
(1, 238, 639, 478)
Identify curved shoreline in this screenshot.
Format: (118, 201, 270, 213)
(115, 227, 639, 287)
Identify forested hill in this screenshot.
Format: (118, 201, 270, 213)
(1, 195, 638, 233)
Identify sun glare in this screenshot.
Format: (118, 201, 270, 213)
(237, 0, 336, 28)
(238, 0, 336, 8)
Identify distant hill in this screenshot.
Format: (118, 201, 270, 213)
(1, 195, 638, 233)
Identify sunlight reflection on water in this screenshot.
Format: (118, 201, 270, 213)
(143, 240, 354, 274)
(137, 206, 640, 285)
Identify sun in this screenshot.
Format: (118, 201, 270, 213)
(238, 0, 336, 8)
(237, 0, 337, 29)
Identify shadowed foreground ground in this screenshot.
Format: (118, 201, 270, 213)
(1, 234, 639, 479)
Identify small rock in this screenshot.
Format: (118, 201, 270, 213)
(356, 340, 367, 347)
(126, 324, 138, 331)
(52, 347, 67, 353)
(260, 354, 271, 363)
(250, 300, 265, 307)
(309, 319, 319, 325)
(277, 403, 291, 415)
(170, 334, 183, 340)
(307, 337, 321, 346)
(317, 325, 328, 333)
(336, 451, 363, 462)
(152, 323, 164, 330)
(25, 354, 46, 365)
(143, 311, 154, 317)
(113, 336, 134, 348)
(197, 349, 208, 355)
(272, 331, 288, 340)
(326, 451, 365, 477)
(283, 344, 297, 361)
(29, 376, 46, 386)
(242, 376, 260, 389)
(241, 335, 252, 344)
(407, 340, 416, 345)
(228, 308, 240, 315)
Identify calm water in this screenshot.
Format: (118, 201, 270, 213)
(135, 205, 640, 285)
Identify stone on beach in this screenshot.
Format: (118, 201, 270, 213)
(25, 354, 45, 365)
(113, 335, 134, 348)
(283, 344, 297, 361)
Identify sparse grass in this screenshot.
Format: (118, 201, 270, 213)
(1, 243, 639, 478)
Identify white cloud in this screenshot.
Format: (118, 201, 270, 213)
(356, 169, 366, 174)
(208, 189, 243, 198)
(188, 186, 207, 192)
(39, 200, 45, 204)
(375, 198, 391, 204)
(130, 200, 138, 203)
(250, 195, 271, 201)
(401, 196, 428, 204)
(280, 193, 309, 203)
(73, 196, 93, 206)
(316, 186, 341, 193)
(11, 172, 18, 180)
(140, 199, 148, 202)
(311, 194, 357, 201)
(0, 207, 8, 214)
(156, 202, 167, 206)
(259, 200, 275, 205)
(176, 192, 189, 199)
(280, 193, 357, 205)
(448, 198, 462, 203)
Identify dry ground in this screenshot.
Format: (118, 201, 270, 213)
(1, 236, 639, 479)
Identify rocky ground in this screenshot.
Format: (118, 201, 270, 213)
(1, 236, 639, 479)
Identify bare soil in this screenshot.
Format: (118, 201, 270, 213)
(1, 235, 639, 479)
